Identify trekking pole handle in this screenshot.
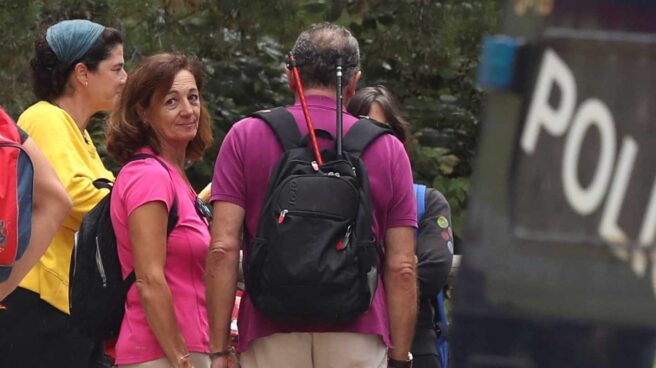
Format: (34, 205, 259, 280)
(288, 53, 324, 165)
(336, 57, 343, 158)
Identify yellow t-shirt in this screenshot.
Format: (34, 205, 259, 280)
(18, 101, 114, 313)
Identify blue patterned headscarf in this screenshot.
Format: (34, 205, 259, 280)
(46, 20, 105, 68)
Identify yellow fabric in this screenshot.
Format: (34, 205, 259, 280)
(17, 101, 114, 313)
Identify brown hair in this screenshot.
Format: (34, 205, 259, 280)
(347, 85, 414, 153)
(106, 53, 212, 164)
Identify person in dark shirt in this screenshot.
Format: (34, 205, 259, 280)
(348, 85, 454, 368)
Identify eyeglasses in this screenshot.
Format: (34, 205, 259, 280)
(195, 196, 213, 222)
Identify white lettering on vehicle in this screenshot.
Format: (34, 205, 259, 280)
(520, 48, 656, 289)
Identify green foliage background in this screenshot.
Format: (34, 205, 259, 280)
(0, 0, 498, 241)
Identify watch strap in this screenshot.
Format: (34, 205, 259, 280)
(388, 357, 413, 368)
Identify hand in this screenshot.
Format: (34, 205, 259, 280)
(177, 355, 195, 368)
(211, 355, 240, 368)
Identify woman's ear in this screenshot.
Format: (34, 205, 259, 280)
(73, 62, 89, 88)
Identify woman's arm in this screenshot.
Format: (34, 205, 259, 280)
(129, 201, 193, 368)
(0, 138, 72, 300)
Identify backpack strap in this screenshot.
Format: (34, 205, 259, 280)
(436, 289, 449, 368)
(414, 184, 427, 222)
(250, 107, 302, 151)
(343, 118, 393, 158)
(121, 153, 180, 287)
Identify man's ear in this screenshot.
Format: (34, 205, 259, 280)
(343, 70, 362, 104)
(73, 62, 89, 88)
(285, 68, 296, 92)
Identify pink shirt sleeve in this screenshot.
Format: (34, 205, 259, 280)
(210, 123, 246, 207)
(390, 141, 417, 228)
(120, 160, 175, 216)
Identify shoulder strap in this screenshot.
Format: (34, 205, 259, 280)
(343, 118, 393, 158)
(436, 289, 449, 368)
(414, 184, 427, 222)
(122, 153, 179, 287)
(250, 107, 301, 151)
(125, 153, 179, 234)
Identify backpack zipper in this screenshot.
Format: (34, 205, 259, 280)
(277, 209, 354, 250)
(95, 236, 107, 288)
(336, 225, 352, 251)
(0, 142, 23, 149)
(0, 142, 28, 157)
(278, 209, 289, 224)
(277, 208, 348, 224)
(273, 174, 359, 215)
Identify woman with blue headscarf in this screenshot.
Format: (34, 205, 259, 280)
(0, 19, 126, 367)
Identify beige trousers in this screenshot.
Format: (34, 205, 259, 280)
(118, 352, 210, 368)
(240, 332, 387, 368)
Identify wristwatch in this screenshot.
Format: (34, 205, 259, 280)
(388, 352, 413, 368)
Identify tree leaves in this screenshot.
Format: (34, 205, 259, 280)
(0, 0, 497, 241)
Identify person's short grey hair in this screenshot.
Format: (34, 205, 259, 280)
(291, 22, 360, 89)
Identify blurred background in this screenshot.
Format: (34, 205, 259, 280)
(0, 0, 499, 244)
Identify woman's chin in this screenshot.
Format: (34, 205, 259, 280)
(168, 133, 197, 146)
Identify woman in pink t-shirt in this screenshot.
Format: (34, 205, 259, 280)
(105, 53, 214, 368)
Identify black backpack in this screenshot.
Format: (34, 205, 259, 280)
(70, 154, 178, 340)
(245, 107, 391, 325)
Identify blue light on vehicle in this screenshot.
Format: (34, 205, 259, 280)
(477, 35, 522, 90)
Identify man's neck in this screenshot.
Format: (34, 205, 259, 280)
(302, 88, 336, 99)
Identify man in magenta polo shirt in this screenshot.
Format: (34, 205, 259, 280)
(206, 23, 418, 368)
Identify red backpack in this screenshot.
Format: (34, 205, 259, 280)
(0, 107, 34, 281)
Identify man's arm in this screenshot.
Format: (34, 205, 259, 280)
(0, 138, 72, 300)
(384, 226, 418, 362)
(207, 201, 243, 368)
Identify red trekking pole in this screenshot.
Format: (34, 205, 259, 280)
(288, 52, 324, 166)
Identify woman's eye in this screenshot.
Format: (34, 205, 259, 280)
(189, 94, 199, 103)
(165, 98, 177, 107)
